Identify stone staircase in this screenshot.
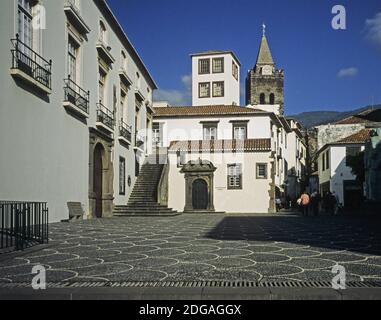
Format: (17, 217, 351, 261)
(113, 154, 179, 216)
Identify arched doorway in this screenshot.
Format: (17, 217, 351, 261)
(93, 143, 104, 218)
(192, 179, 208, 210)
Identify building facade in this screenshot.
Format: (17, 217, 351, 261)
(0, 0, 156, 222)
(191, 51, 241, 106)
(365, 126, 381, 203)
(317, 129, 370, 207)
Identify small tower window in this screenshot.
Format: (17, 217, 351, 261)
(270, 93, 275, 105)
(260, 93, 266, 104)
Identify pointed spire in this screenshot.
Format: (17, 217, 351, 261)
(256, 26, 274, 66)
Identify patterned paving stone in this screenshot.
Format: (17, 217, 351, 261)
(209, 257, 256, 269)
(1, 213, 381, 283)
(177, 253, 219, 263)
(247, 253, 291, 263)
(246, 245, 283, 253)
(286, 258, 337, 270)
(6, 270, 77, 283)
(127, 257, 179, 269)
(245, 263, 304, 277)
(214, 248, 252, 257)
(279, 248, 321, 258)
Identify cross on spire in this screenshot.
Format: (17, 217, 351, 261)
(262, 23, 266, 36)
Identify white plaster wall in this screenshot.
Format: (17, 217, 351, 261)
(168, 152, 272, 213)
(192, 53, 240, 106)
(0, 0, 154, 221)
(156, 115, 272, 148)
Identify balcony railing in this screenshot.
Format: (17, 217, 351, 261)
(64, 76, 89, 115)
(135, 132, 145, 148)
(64, 0, 90, 34)
(11, 34, 52, 90)
(119, 120, 132, 143)
(1, 201, 49, 252)
(96, 102, 114, 131)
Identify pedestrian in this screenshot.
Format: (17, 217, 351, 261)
(310, 190, 321, 216)
(326, 191, 337, 216)
(275, 197, 282, 212)
(300, 191, 310, 217)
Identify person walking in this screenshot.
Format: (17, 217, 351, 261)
(310, 190, 321, 216)
(300, 191, 310, 217)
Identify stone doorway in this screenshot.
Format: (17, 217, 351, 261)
(181, 160, 216, 213)
(93, 143, 104, 218)
(192, 179, 209, 210)
(89, 129, 114, 218)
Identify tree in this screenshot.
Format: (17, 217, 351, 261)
(346, 151, 365, 183)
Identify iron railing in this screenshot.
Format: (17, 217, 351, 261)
(11, 34, 52, 89)
(0, 201, 49, 252)
(64, 76, 90, 114)
(119, 120, 132, 143)
(135, 132, 145, 148)
(96, 102, 114, 130)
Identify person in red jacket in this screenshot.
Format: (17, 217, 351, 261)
(300, 191, 310, 217)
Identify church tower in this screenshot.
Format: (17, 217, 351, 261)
(246, 27, 284, 115)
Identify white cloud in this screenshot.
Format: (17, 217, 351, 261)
(365, 12, 381, 52)
(337, 67, 358, 78)
(154, 74, 192, 106)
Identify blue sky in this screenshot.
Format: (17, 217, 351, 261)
(107, 0, 381, 115)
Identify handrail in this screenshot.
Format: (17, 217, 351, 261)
(64, 76, 89, 113)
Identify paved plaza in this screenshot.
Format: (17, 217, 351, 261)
(1, 213, 381, 285)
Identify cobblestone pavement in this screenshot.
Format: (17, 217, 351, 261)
(1, 213, 381, 284)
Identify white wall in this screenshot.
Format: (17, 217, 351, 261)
(192, 53, 240, 106)
(155, 114, 272, 148)
(0, 0, 155, 222)
(168, 152, 272, 213)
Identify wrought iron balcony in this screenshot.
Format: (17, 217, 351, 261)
(119, 120, 132, 144)
(11, 34, 52, 93)
(64, 0, 90, 35)
(63, 76, 89, 117)
(135, 132, 145, 148)
(96, 102, 114, 132)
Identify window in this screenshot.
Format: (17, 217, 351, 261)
(232, 61, 239, 80)
(256, 163, 268, 179)
(326, 150, 330, 170)
(98, 68, 106, 104)
(121, 50, 127, 70)
(199, 82, 210, 98)
(228, 164, 242, 189)
(136, 72, 141, 89)
(212, 82, 224, 97)
(152, 123, 161, 147)
(346, 146, 361, 166)
(260, 93, 266, 104)
(203, 124, 218, 140)
(198, 59, 210, 74)
(18, 0, 33, 50)
(119, 157, 126, 195)
(322, 153, 326, 171)
(67, 36, 79, 82)
(212, 58, 224, 73)
(270, 93, 275, 105)
(233, 123, 247, 140)
(120, 90, 127, 121)
(99, 20, 107, 43)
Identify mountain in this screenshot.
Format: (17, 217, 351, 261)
(288, 105, 381, 128)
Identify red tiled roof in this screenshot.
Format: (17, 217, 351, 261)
(337, 129, 371, 144)
(334, 109, 381, 125)
(168, 139, 272, 153)
(153, 105, 267, 117)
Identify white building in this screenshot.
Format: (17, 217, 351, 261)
(153, 105, 307, 213)
(317, 129, 370, 207)
(191, 51, 241, 106)
(0, 0, 156, 222)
